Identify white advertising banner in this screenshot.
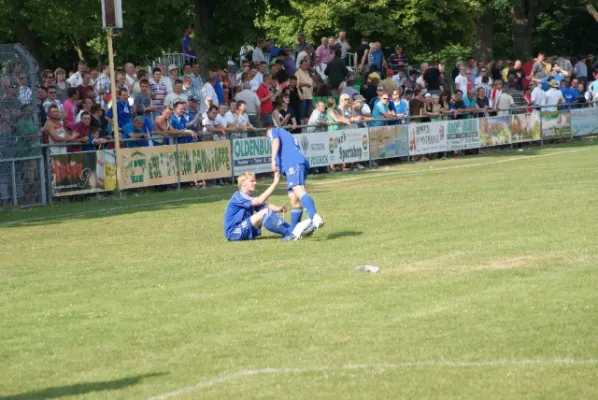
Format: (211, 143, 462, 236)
(570, 107, 598, 137)
(231, 137, 272, 176)
(297, 128, 370, 167)
(408, 121, 447, 156)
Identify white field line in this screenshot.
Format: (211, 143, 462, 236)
(147, 358, 598, 400)
(1, 147, 593, 227)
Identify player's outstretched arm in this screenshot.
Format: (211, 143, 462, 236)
(250, 172, 281, 207)
(267, 203, 287, 213)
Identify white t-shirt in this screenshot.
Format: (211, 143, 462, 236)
(254, 72, 263, 86)
(252, 47, 266, 63)
(530, 87, 546, 107)
(200, 84, 218, 115)
(67, 72, 84, 87)
(544, 88, 564, 111)
(455, 75, 468, 93)
(163, 92, 188, 109)
(496, 93, 514, 116)
(202, 115, 225, 140)
(216, 112, 235, 129)
(359, 104, 372, 116)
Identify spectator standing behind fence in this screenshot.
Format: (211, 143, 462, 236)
(54, 68, 71, 103)
(234, 82, 261, 128)
(257, 74, 279, 127)
(171, 101, 197, 143)
(122, 116, 151, 148)
(200, 73, 219, 115)
(182, 25, 196, 63)
(182, 64, 202, 102)
(325, 50, 349, 97)
(353, 38, 369, 75)
(203, 105, 227, 140)
(149, 68, 168, 117)
(43, 105, 74, 154)
(163, 79, 188, 110)
(371, 92, 395, 126)
(67, 60, 87, 87)
(307, 101, 329, 133)
(106, 88, 132, 130)
(295, 60, 314, 126)
(43, 86, 62, 114)
(315, 37, 333, 66)
(544, 80, 564, 111)
(335, 31, 351, 65)
(253, 39, 267, 64)
(235, 100, 257, 137)
(76, 97, 93, 122)
(94, 65, 110, 110)
(62, 88, 78, 132)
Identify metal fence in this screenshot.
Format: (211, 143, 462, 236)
(36, 101, 598, 204)
(0, 44, 44, 208)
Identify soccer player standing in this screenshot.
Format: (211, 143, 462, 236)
(267, 127, 324, 233)
(223, 171, 312, 241)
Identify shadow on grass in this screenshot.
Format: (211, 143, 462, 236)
(1, 184, 325, 229)
(0, 372, 167, 400)
(326, 230, 363, 240)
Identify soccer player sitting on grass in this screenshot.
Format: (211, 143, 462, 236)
(267, 127, 325, 233)
(223, 171, 313, 242)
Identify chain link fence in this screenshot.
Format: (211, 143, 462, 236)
(0, 44, 45, 208)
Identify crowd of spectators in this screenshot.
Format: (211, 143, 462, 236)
(25, 26, 598, 159)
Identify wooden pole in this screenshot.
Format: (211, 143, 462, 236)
(106, 27, 121, 191)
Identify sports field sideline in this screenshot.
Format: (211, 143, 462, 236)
(1, 142, 597, 399)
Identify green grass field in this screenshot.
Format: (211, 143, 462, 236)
(1, 142, 597, 399)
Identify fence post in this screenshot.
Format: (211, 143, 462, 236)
(230, 135, 235, 182)
(174, 140, 181, 191)
(46, 151, 53, 204)
(11, 160, 17, 206)
(367, 124, 372, 168)
(39, 156, 47, 206)
(539, 107, 544, 147)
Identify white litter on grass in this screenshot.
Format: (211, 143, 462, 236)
(356, 265, 380, 273)
(147, 358, 598, 400)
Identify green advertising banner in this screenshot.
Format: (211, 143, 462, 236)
(511, 112, 541, 143)
(119, 142, 231, 189)
(541, 111, 571, 140)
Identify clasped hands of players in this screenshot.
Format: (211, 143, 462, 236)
(268, 171, 287, 214)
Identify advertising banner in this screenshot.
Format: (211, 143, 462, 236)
(369, 125, 409, 160)
(541, 111, 571, 139)
(119, 141, 231, 189)
(177, 141, 231, 182)
(570, 107, 598, 137)
(511, 112, 541, 143)
(408, 121, 447, 156)
(297, 128, 369, 167)
(445, 119, 481, 151)
(231, 137, 271, 176)
(51, 150, 117, 196)
(479, 116, 512, 147)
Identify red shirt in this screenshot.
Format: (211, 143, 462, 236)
(257, 84, 273, 115)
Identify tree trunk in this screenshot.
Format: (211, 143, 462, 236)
(510, 0, 536, 59)
(69, 35, 85, 61)
(587, 3, 598, 23)
(194, 0, 217, 78)
(473, 6, 493, 62)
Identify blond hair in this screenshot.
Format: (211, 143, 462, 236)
(237, 171, 256, 188)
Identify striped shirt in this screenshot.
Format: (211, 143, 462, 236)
(149, 78, 168, 110)
(95, 74, 110, 109)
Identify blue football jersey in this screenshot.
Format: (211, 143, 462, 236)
(266, 128, 309, 172)
(223, 191, 264, 238)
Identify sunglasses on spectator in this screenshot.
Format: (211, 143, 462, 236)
(381, 97, 389, 100)
(48, 91, 56, 94)
(481, 69, 487, 72)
